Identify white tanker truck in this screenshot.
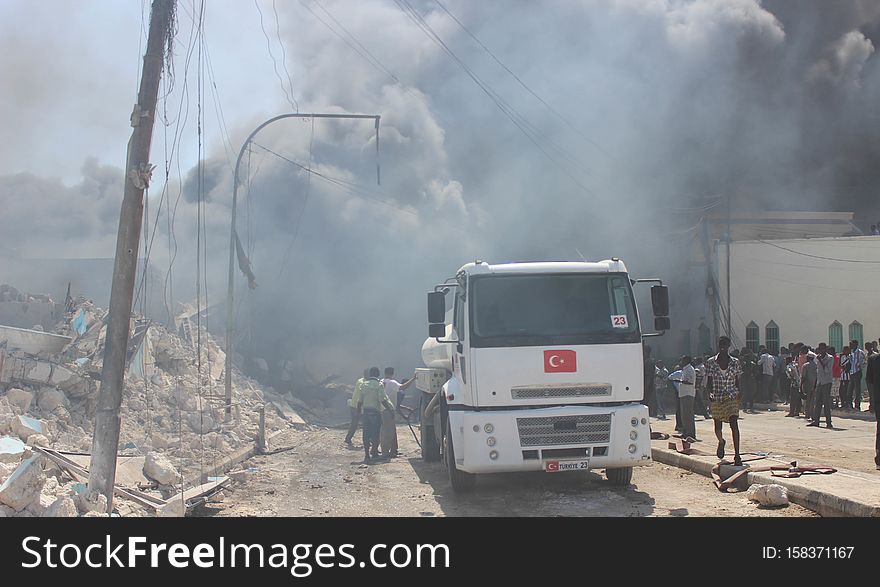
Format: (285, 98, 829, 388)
(415, 259, 670, 492)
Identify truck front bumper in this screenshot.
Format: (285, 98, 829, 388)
(449, 403, 652, 474)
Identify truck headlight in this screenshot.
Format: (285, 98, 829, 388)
(473, 425, 480, 432)
(641, 418, 647, 425)
(487, 437, 496, 447)
(628, 444, 637, 454)
(489, 450, 499, 460)
(630, 430, 638, 441)
(631, 417, 638, 427)
(484, 423, 494, 433)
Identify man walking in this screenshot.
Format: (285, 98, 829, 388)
(677, 355, 698, 442)
(839, 346, 852, 410)
(848, 340, 866, 411)
(358, 367, 395, 463)
(758, 347, 775, 404)
(785, 355, 800, 417)
(808, 343, 834, 428)
(801, 350, 818, 420)
(865, 347, 880, 416)
(344, 368, 369, 447)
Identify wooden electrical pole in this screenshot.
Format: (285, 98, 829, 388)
(88, 0, 175, 511)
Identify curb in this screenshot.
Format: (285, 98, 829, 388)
(651, 446, 880, 517)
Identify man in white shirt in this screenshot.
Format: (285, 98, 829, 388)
(676, 356, 697, 442)
(383, 367, 416, 411)
(758, 348, 775, 404)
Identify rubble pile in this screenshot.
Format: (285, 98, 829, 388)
(0, 290, 297, 517)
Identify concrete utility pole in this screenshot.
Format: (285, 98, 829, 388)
(224, 113, 380, 419)
(89, 0, 175, 511)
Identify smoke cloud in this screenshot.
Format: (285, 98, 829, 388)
(1, 0, 879, 380)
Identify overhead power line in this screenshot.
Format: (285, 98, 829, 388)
(756, 239, 880, 264)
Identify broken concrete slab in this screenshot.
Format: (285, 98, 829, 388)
(0, 324, 71, 355)
(36, 388, 68, 413)
(6, 388, 33, 413)
(158, 496, 185, 517)
(143, 451, 178, 486)
(13, 415, 45, 442)
(74, 491, 108, 515)
(0, 435, 26, 463)
(25, 434, 49, 448)
(0, 455, 46, 511)
(43, 495, 78, 517)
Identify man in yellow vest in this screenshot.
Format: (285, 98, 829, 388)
(345, 368, 369, 447)
(358, 367, 395, 463)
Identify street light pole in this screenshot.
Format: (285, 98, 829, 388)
(224, 113, 380, 418)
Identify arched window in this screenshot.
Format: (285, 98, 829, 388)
(765, 321, 779, 354)
(746, 321, 760, 354)
(849, 321, 864, 348)
(828, 321, 843, 351)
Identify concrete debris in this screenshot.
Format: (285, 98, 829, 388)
(13, 415, 47, 442)
(36, 387, 68, 413)
(26, 434, 50, 448)
(43, 495, 78, 518)
(6, 388, 33, 413)
(746, 483, 789, 507)
(0, 435, 26, 464)
(0, 286, 307, 516)
(158, 497, 185, 517)
(143, 451, 179, 486)
(0, 455, 46, 511)
(74, 491, 108, 515)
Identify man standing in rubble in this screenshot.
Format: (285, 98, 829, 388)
(358, 367, 395, 463)
(344, 368, 369, 447)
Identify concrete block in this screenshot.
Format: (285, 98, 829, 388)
(6, 388, 33, 413)
(747, 483, 789, 506)
(37, 388, 68, 413)
(25, 434, 49, 448)
(74, 491, 108, 515)
(13, 415, 45, 442)
(43, 496, 78, 517)
(143, 451, 178, 486)
(0, 435, 26, 464)
(0, 455, 46, 511)
(158, 497, 185, 518)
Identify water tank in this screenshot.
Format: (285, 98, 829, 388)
(421, 324, 454, 370)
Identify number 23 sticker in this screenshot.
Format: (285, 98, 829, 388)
(611, 315, 628, 328)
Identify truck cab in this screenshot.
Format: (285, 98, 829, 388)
(417, 260, 669, 492)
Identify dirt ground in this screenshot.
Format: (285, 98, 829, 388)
(196, 421, 817, 518)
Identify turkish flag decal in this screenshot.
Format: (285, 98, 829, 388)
(544, 349, 577, 373)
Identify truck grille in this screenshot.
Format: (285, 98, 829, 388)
(516, 414, 612, 447)
(511, 384, 611, 400)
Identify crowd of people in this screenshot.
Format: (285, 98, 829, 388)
(344, 367, 415, 463)
(644, 336, 880, 470)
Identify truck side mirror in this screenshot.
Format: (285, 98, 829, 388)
(654, 316, 670, 332)
(427, 291, 446, 324)
(429, 323, 446, 338)
(651, 285, 669, 317)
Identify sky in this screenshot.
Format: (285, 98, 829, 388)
(1, 0, 879, 380)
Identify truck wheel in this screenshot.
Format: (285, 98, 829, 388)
(420, 394, 441, 462)
(605, 467, 633, 486)
(445, 428, 476, 493)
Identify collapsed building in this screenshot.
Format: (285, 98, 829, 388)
(0, 285, 315, 517)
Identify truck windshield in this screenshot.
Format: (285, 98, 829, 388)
(470, 273, 640, 347)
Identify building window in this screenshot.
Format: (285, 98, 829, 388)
(829, 321, 843, 351)
(746, 321, 760, 354)
(849, 321, 864, 348)
(765, 321, 779, 354)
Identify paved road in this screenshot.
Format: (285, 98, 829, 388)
(198, 423, 816, 518)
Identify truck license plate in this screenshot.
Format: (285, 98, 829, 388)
(544, 459, 590, 472)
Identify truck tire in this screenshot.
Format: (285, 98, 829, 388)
(420, 393, 441, 462)
(605, 467, 633, 486)
(445, 427, 476, 493)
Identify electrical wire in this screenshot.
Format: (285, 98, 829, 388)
(254, 0, 299, 111)
(250, 141, 418, 216)
(756, 239, 880, 264)
(430, 0, 608, 157)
